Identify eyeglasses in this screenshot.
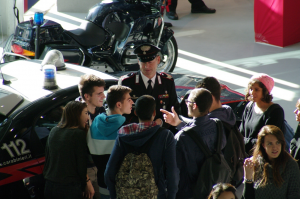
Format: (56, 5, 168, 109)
(185, 99, 195, 105)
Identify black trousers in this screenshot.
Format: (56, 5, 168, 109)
(167, 0, 206, 12)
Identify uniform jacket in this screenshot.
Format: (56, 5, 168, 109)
(119, 71, 180, 124)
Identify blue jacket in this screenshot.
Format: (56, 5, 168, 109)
(104, 125, 179, 199)
(175, 115, 226, 199)
(88, 113, 125, 193)
(89, 113, 125, 155)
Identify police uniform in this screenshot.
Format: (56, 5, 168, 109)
(118, 44, 180, 126)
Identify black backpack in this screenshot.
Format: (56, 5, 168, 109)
(221, 121, 247, 184)
(183, 119, 232, 199)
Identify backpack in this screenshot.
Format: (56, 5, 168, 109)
(221, 121, 247, 184)
(183, 119, 232, 199)
(115, 127, 163, 199)
(264, 103, 294, 151)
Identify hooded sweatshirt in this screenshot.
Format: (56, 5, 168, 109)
(87, 113, 125, 195)
(104, 124, 179, 199)
(209, 105, 236, 126)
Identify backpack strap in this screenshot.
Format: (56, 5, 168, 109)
(183, 119, 223, 159)
(125, 127, 164, 154)
(183, 127, 212, 158)
(213, 119, 224, 154)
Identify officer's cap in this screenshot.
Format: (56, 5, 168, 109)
(134, 44, 160, 63)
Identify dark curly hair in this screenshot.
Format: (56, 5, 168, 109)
(245, 79, 273, 103)
(207, 183, 238, 199)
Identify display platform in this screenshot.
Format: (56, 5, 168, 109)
(254, 0, 300, 47)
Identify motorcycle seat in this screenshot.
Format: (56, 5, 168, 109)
(66, 21, 106, 47)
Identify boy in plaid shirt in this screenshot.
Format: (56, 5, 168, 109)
(105, 95, 179, 199)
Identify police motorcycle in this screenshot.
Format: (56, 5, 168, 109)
(8, 0, 178, 73)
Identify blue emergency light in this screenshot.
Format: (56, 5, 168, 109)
(34, 12, 44, 25)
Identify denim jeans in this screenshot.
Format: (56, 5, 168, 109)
(44, 180, 82, 199)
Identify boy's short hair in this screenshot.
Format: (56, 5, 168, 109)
(195, 77, 221, 102)
(135, 95, 156, 121)
(189, 88, 213, 113)
(106, 85, 132, 110)
(78, 74, 105, 100)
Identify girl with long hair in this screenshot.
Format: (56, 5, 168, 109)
(43, 101, 90, 199)
(239, 73, 285, 154)
(207, 183, 238, 199)
(242, 125, 300, 199)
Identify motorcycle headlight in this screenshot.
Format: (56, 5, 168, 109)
(153, 16, 162, 29)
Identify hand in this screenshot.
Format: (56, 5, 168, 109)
(243, 158, 255, 181)
(160, 106, 181, 126)
(155, 118, 163, 126)
(84, 180, 95, 199)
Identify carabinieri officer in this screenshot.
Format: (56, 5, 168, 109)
(119, 44, 180, 128)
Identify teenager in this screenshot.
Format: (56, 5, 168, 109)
(88, 85, 134, 199)
(239, 73, 284, 154)
(242, 125, 300, 199)
(43, 101, 90, 199)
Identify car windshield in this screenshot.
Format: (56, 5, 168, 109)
(0, 88, 24, 118)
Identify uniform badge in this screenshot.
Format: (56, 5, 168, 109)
(141, 46, 151, 55)
(160, 72, 173, 80)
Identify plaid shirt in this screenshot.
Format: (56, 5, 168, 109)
(119, 121, 159, 135)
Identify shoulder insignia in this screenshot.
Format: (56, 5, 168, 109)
(159, 72, 173, 80)
(120, 72, 135, 81)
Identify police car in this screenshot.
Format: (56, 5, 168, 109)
(0, 52, 118, 198)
